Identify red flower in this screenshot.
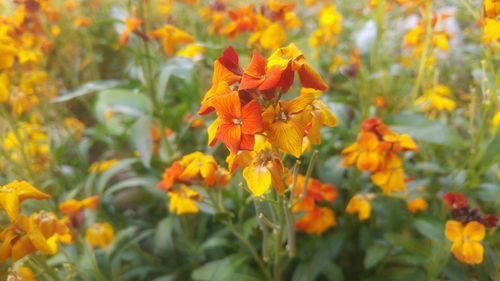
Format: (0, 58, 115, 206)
(443, 192, 468, 209)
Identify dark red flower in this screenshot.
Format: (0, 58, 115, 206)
(443, 192, 468, 209)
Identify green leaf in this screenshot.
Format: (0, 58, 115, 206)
(131, 116, 153, 167)
(414, 217, 444, 241)
(156, 57, 195, 101)
(364, 243, 390, 269)
(95, 89, 152, 122)
(191, 254, 249, 281)
(103, 177, 157, 197)
(154, 216, 175, 255)
(96, 158, 139, 196)
(53, 80, 124, 102)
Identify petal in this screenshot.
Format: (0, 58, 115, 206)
(445, 220, 463, 243)
(462, 241, 484, 264)
(207, 118, 220, 146)
(241, 99, 263, 134)
(298, 63, 328, 91)
(216, 122, 242, 153)
(259, 65, 283, 90)
(10, 180, 51, 201)
(358, 152, 380, 172)
(240, 133, 255, 151)
(0, 191, 20, 222)
(11, 235, 36, 261)
(267, 121, 303, 158)
(243, 165, 271, 196)
(464, 221, 485, 241)
(212, 91, 241, 120)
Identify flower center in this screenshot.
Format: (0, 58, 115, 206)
(233, 118, 242, 125)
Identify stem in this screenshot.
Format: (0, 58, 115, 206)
(410, 1, 432, 102)
(29, 255, 62, 281)
(301, 150, 319, 200)
(273, 195, 285, 281)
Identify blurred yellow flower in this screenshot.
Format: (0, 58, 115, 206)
(176, 43, 205, 60)
(0, 180, 50, 222)
(7, 266, 36, 281)
(483, 19, 500, 43)
(86, 223, 115, 248)
(89, 159, 119, 173)
(168, 185, 201, 215)
(407, 197, 428, 213)
(445, 220, 485, 265)
(492, 110, 500, 125)
(150, 24, 194, 56)
(415, 84, 456, 113)
(346, 194, 372, 221)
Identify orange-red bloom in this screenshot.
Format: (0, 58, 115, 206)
(211, 92, 264, 153)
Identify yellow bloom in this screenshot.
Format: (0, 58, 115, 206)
(415, 84, 456, 113)
(7, 266, 36, 281)
(371, 153, 406, 194)
(178, 152, 218, 186)
(445, 220, 485, 265)
(64, 117, 86, 139)
(149, 24, 194, 56)
(345, 194, 372, 221)
(59, 196, 99, 217)
(483, 19, 500, 43)
(407, 197, 428, 213)
(242, 150, 285, 196)
(168, 185, 202, 215)
(0, 180, 50, 222)
(86, 223, 115, 248)
(176, 43, 205, 60)
(492, 110, 500, 125)
(0, 71, 9, 102)
(89, 159, 119, 173)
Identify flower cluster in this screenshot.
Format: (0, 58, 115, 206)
(0, 180, 72, 262)
(159, 151, 231, 215)
(200, 1, 301, 50)
(415, 84, 456, 115)
(443, 192, 498, 265)
(342, 117, 418, 194)
(199, 44, 336, 197)
(2, 120, 50, 172)
(289, 175, 337, 235)
(309, 4, 342, 49)
(0, 0, 59, 116)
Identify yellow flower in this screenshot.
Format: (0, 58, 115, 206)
(492, 110, 500, 125)
(178, 152, 218, 186)
(89, 159, 119, 173)
(86, 223, 115, 248)
(168, 185, 202, 215)
(445, 220, 485, 265)
(149, 24, 194, 56)
(0, 71, 9, 102)
(483, 19, 500, 43)
(371, 153, 406, 194)
(415, 84, 456, 113)
(242, 150, 285, 196)
(0, 212, 72, 262)
(176, 43, 205, 60)
(0, 180, 50, 222)
(64, 117, 86, 139)
(407, 197, 428, 213)
(7, 266, 36, 281)
(345, 194, 372, 221)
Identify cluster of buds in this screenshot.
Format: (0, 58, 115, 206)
(158, 152, 231, 215)
(200, 0, 301, 50)
(0, 180, 72, 263)
(341, 117, 418, 194)
(288, 175, 337, 235)
(198, 43, 336, 197)
(443, 192, 498, 265)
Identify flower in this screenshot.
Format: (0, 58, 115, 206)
(415, 84, 456, 113)
(0, 211, 72, 262)
(492, 110, 500, 125)
(341, 132, 382, 172)
(242, 149, 285, 196)
(118, 17, 142, 45)
(176, 43, 205, 60)
(7, 266, 36, 281)
(238, 50, 281, 93)
(371, 153, 406, 194)
(443, 192, 468, 209)
(407, 197, 428, 213)
(445, 220, 485, 265)
(149, 24, 194, 56)
(59, 196, 99, 217)
(262, 92, 315, 157)
(168, 185, 202, 215)
(211, 92, 264, 153)
(295, 207, 335, 235)
(89, 159, 119, 173)
(346, 194, 373, 221)
(85, 223, 115, 248)
(0, 180, 50, 222)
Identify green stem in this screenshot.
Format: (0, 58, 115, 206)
(410, 1, 432, 103)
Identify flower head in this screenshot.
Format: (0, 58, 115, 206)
(445, 220, 485, 265)
(86, 223, 115, 249)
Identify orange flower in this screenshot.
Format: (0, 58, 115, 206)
(199, 47, 242, 115)
(341, 132, 382, 172)
(407, 197, 428, 213)
(119, 17, 142, 45)
(59, 196, 99, 217)
(73, 16, 92, 28)
(178, 152, 218, 186)
(220, 5, 258, 38)
(238, 50, 282, 93)
(295, 207, 335, 235)
(168, 185, 202, 215)
(371, 153, 406, 194)
(211, 92, 264, 153)
(304, 89, 338, 145)
(158, 161, 184, 191)
(85, 223, 115, 249)
(262, 92, 315, 157)
(7, 266, 35, 281)
(149, 24, 193, 56)
(266, 43, 328, 92)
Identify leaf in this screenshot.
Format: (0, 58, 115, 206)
(53, 80, 124, 102)
(156, 57, 195, 101)
(476, 134, 500, 168)
(154, 216, 175, 255)
(104, 177, 157, 197)
(96, 158, 139, 195)
(414, 217, 444, 241)
(321, 263, 344, 281)
(191, 254, 249, 281)
(364, 243, 390, 269)
(131, 116, 153, 167)
(95, 89, 152, 122)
